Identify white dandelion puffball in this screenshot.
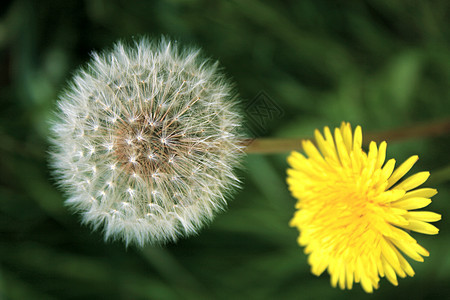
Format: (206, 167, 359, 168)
(50, 38, 243, 246)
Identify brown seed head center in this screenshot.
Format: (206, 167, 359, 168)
(113, 113, 180, 178)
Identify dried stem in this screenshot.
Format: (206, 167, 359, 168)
(243, 119, 450, 154)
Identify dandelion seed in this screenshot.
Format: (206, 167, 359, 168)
(50, 37, 243, 246)
(129, 155, 137, 164)
(287, 122, 440, 293)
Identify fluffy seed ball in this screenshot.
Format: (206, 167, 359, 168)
(50, 38, 243, 246)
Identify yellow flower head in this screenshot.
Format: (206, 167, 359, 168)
(287, 122, 441, 293)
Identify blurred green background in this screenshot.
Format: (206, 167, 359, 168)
(1, 0, 449, 299)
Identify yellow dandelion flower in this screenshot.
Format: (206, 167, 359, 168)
(287, 122, 441, 293)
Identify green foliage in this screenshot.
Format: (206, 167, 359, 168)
(0, 0, 449, 299)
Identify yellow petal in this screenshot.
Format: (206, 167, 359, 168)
(380, 239, 400, 271)
(407, 211, 441, 222)
(334, 128, 350, 167)
(314, 129, 328, 157)
(376, 252, 385, 277)
(287, 152, 317, 176)
(287, 169, 305, 181)
(395, 248, 415, 277)
(363, 142, 377, 178)
(380, 159, 396, 183)
(393, 172, 430, 191)
(375, 141, 387, 170)
(403, 188, 438, 199)
(311, 256, 328, 276)
(353, 125, 362, 152)
(390, 239, 424, 262)
(323, 126, 338, 160)
(383, 259, 398, 286)
(387, 156, 418, 189)
(287, 151, 306, 168)
(374, 189, 405, 203)
(302, 140, 325, 164)
(360, 274, 373, 293)
(341, 122, 353, 153)
(391, 197, 431, 210)
(346, 266, 354, 290)
(401, 220, 439, 235)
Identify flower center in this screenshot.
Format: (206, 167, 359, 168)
(113, 112, 181, 178)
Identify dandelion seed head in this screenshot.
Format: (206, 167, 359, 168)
(50, 37, 243, 246)
(287, 122, 440, 293)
